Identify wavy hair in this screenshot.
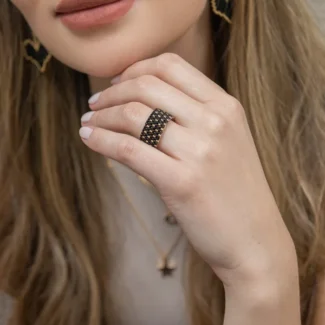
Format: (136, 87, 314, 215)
(0, 1, 325, 325)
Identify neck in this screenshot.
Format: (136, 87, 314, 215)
(89, 4, 215, 94)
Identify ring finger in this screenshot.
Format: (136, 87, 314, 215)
(81, 102, 195, 160)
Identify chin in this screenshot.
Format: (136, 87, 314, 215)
(50, 42, 142, 77)
(49, 32, 163, 77)
(18, 0, 207, 78)
(64, 56, 133, 78)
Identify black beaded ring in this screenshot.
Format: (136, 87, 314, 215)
(139, 108, 175, 148)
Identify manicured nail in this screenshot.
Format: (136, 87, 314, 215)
(111, 74, 121, 84)
(81, 111, 95, 123)
(79, 127, 93, 139)
(88, 92, 101, 105)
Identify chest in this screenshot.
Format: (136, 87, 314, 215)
(107, 160, 190, 325)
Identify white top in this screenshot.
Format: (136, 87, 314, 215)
(105, 160, 189, 325)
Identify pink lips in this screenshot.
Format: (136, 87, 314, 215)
(55, 0, 135, 30)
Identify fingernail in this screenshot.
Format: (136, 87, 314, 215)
(111, 74, 121, 84)
(81, 111, 95, 123)
(88, 92, 101, 105)
(79, 127, 93, 139)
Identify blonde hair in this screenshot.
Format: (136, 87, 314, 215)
(0, 1, 325, 325)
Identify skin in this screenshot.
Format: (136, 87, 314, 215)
(11, 0, 320, 324)
(13, 0, 214, 79)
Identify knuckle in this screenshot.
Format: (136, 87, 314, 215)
(194, 138, 216, 161)
(134, 75, 158, 90)
(116, 136, 138, 162)
(121, 102, 144, 123)
(225, 97, 245, 121)
(206, 114, 228, 134)
(156, 53, 182, 74)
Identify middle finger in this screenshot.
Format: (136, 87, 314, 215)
(88, 76, 203, 128)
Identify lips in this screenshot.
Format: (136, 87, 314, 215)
(55, 0, 135, 30)
(55, 0, 119, 14)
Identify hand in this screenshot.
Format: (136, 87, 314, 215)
(80, 53, 296, 285)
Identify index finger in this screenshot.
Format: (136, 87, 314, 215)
(111, 52, 227, 103)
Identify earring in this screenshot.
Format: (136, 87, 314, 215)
(23, 35, 52, 73)
(210, 0, 232, 24)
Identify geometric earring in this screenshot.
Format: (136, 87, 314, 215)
(210, 0, 232, 24)
(23, 34, 52, 73)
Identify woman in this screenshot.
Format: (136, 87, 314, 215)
(1, 0, 325, 324)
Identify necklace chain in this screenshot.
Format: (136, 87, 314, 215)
(107, 159, 183, 274)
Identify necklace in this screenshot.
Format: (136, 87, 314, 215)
(137, 175, 178, 225)
(107, 159, 183, 277)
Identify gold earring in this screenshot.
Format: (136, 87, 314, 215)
(23, 35, 52, 73)
(210, 0, 232, 24)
